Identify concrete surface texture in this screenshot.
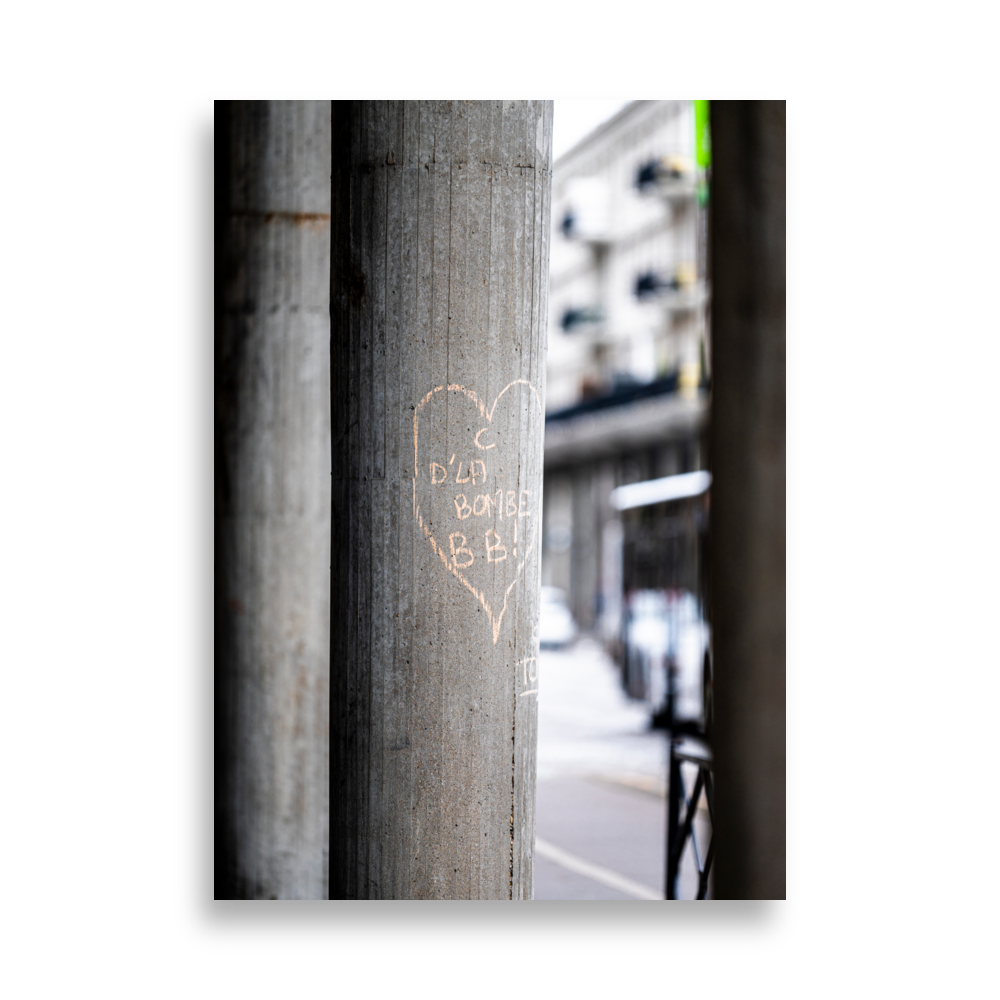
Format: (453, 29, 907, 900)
(328, 101, 553, 899)
(215, 100, 332, 900)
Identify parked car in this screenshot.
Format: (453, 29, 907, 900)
(622, 588, 709, 725)
(538, 586, 578, 648)
(622, 589, 670, 702)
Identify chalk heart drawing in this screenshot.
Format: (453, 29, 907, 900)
(412, 380, 542, 644)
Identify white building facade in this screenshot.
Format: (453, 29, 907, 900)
(546, 100, 708, 413)
(541, 101, 710, 641)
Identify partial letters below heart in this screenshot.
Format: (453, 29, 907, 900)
(412, 380, 543, 645)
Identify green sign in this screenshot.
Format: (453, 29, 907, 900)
(694, 100, 711, 169)
(694, 100, 710, 207)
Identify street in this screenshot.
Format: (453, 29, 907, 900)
(533, 637, 711, 900)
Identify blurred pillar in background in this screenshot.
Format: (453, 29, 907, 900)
(215, 101, 331, 899)
(329, 101, 551, 898)
(709, 101, 786, 899)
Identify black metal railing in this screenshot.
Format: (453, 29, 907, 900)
(666, 731, 714, 899)
(665, 648, 714, 899)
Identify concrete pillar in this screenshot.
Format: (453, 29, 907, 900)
(570, 464, 601, 630)
(541, 471, 573, 593)
(329, 101, 552, 899)
(600, 517, 624, 643)
(215, 101, 332, 899)
(709, 101, 786, 898)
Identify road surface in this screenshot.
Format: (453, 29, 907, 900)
(533, 638, 710, 900)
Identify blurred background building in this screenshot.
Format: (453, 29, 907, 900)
(541, 100, 710, 662)
(534, 100, 717, 899)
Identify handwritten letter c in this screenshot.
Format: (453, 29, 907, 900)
(474, 428, 496, 451)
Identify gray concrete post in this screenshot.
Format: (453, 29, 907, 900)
(329, 101, 552, 899)
(215, 101, 331, 899)
(709, 101, 786, 899)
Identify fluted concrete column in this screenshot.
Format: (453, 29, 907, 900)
(215, 101, 331, 899)
(709, 100, 786, 899)
(329, 101, 552, 899)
